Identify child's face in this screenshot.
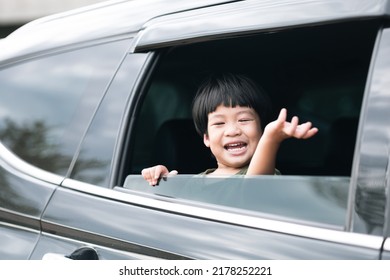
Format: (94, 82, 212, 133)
(203, 105, 262, 172)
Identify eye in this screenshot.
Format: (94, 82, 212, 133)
(239, 118, 253, 123)
(212, 122, 225, 126)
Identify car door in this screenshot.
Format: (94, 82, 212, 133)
(32, 35, 383, 259)
(33, 176, 383, 260)
(31, 0, 389, 259)
(0, 148, 57, 259)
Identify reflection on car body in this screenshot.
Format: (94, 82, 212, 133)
(0, 0, 390, 259)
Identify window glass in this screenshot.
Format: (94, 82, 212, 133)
(123, 174, 349, 228)
(70, 53, 149, 187)
(0, 40, 130, 175)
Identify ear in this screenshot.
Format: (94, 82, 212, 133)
(203, 133, 210, 147)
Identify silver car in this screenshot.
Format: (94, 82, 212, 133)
(0, 0, 390, 259)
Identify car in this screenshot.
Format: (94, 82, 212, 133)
(0, 0, 390, 260)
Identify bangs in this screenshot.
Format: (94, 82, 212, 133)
(209, 78, 258, 110)
(192, 73, 272, 136)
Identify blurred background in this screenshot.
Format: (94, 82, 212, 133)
(0, 0, 107, 38)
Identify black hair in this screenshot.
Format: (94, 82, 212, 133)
(192, 73, 272, 136)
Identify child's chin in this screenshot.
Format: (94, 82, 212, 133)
(227, 159, 250, 168)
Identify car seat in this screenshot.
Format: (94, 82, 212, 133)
(324, 117, 358, 176)
(152, 119, 216, 174)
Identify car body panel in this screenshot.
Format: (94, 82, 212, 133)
(30, 233, 161, 260)
(0, 225, 40, 259)
(350, 28, 390, 237)
(0, 144, 57, 259)
(39, 182, 382, 259)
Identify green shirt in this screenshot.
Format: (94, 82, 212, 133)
(201, 166, 280, 175)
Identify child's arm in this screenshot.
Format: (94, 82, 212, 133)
(141, 165, 178, 186)
(247, 108, 318, 175)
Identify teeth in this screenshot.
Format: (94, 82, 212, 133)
(228, 147, 243, 150)
(225, 143, 246, 150)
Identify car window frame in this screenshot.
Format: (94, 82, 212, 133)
(107, 20, 381, 236)
(348, 25, 390, 237)
(132, 0, 388, 52)
(67, 50, 152, 187)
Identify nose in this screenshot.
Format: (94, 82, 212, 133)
(224, 122, 241, 136)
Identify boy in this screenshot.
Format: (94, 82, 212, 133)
(142, 73, 318, 186)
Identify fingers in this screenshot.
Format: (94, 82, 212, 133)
(302, 127, 319, 139)
(159, 170, 179, 183)
(278, 108, 298, 136)
(141, 167, 155, 186)
(277, 108, 287, 124)
(286, 116, 299, 136)
(294, 122, 319, 139)
(294, 121, 311, 138)
(280, 109, 318, 139)
(141, 165, 170, 186)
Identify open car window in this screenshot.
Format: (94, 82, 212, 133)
(119, 20, 379, 230)
(126, 20, 377, 177)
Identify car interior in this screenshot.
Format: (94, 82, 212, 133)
(123, 19, 379, 182)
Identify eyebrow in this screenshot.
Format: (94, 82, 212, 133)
(236, 110, 256, 117)
(208, 109, 257, 120)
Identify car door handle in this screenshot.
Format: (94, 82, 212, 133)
(42, 246, 99, 260)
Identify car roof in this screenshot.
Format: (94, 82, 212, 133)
(0, 0, 235, 64)
(0, 0, 389, 64)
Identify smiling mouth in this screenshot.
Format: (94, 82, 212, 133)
(224, 142, 247, 152)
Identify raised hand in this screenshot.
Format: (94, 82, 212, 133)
(264, 108, 318, 142)
(247, 108, 318, 175)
